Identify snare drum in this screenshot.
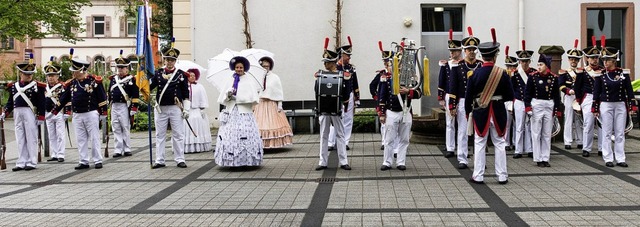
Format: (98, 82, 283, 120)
(316, 70, 344, 115)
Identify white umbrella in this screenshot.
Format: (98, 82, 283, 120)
(206, 48, 267, 92)
(175, 60, 206, 74)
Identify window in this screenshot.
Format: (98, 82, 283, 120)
(1, 37, 14, 50)
(422, 7, 463, 32)
(93, 55, 107, 75)
(94, 16, 105, 36)
(582, 3, 634, 73)
(586, 9, 625, 67)
(127, 17, 137, 36)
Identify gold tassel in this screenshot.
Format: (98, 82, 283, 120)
(422, 56, 430, 96)
(392, 55, 400, 95)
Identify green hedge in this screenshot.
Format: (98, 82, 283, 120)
(353, 109, 377, 132)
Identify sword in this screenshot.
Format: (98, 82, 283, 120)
(174, 97, 197, 137)
(65, 117, 72, 147)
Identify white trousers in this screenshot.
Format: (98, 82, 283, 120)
(530, 99, 553, 162)
(471, 117, 508, 182)
(14, 107, 38, 168)
(513, 100, 532, 154)
(45, 111, 66, 159)
(382, 110, 411, 166)
(380, 124, 399, 154)
(505, 104, 513, 147)
(111, 103, 132, 154)
(73, 110, 103, 165)
(154, 105, 186, 164)
(600, 102, 626, 163)
(456, 98, 469, 164)
(445, 94, 456, 151)
(329, 92, 355, 146)
(563, 94, 583, 146)
(581, 94, 603, 152)
(319, 115, 349, 166)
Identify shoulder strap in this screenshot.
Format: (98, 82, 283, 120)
(477, 66, 504, 108)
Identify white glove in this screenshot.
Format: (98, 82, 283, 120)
(277, 101, 283, 112)
(569, 89, 575, 95)
(1, 112, 6, 122)
(130, 110, 137, 116)
(355, 100, 361, 107)
(226, 87, 235, 97)
(100, 115, 107, 121)
(201, 110, 206, 119)
(37, 120, 44, 126)
(63, 113, 70, 120)
(182, 100, 191, 119)
(526, 111, 533, 116)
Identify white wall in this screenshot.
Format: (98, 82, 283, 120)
(190, 0, 639, 119)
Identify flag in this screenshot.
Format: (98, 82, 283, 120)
(135, 5, 153, 103)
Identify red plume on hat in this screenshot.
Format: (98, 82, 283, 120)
(324, 37, 329, 50)
(574, 39, 579, 49)
(600, 35, 606, 48)
(491, 28, 496, 45)
(347, 36, 352, 46)
(467, 26, 473, 37)
(505, 45, 510, 56)
(449, 29, 453, 41)
(378, 41, 384, 52)
(521, 40, 526, 51)
(591, 36, 597, 46)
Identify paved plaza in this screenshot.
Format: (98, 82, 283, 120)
(1, 119, 640, 226)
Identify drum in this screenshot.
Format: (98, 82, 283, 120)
(316, 70, 343, 115)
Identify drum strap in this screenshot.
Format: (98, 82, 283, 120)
(477, 66, 503, 109)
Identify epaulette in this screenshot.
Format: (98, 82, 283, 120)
(109, 75, 115, 80)
(622, 69, 631, 74)
(6, 82, 13, 88)
(92, 75, 103, 83)
(37, 81, 47, 87)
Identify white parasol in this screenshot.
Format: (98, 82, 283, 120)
(175, 60, 206, 74)
(206, 48, 267, 92)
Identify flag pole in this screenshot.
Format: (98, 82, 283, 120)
(145, 2, 154, 168)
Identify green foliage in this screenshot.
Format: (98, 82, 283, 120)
(0, 0, 91, 44)
(353, 109, 377, 133)
(151, 0, 173, 49)
(132, 111, 155, 131)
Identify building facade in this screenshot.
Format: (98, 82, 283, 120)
(175, 0, 637, 122)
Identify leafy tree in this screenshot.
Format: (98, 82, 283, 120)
(115, 0, 172, 49)
(0, 0, 91, 45)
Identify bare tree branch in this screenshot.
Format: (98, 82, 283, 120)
(241, 0, 254, 49)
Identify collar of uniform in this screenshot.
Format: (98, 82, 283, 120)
(465, 59, 478, 65)
(118, 73, 129, 78)
(540, 69, 551, 76)
(20, 79, 33, 85)
(482, 62, 494, 67)
(164, 67, 175, 74)
(606, 67, 619, 73)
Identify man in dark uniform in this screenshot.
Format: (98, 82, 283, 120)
(574, 36, 604, 157)
(377, 48, 423, 171)
(449, 26, 482, 169)
(109, 50, 140, 157)
(465, 28, 514, 184)
(440, 29, 463, 158)
(558, 39, 584, 151)
(1, 54, 46, 171)
(512, 40, 536, 159)
(315, 38, 351, 171)
(43, 57, 68, 162)
(149, 39, 190, 169)
(329, 36, 360, 151)
(525, 54, 562, 167)
(504, 46, 519, 152)
(54, 49, 108, 170)
(370, 42, 395, 151)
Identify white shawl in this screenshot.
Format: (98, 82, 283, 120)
(217, 73, 260, 113)
(189, 83, 209, 109)
(260, 71, 284, 101)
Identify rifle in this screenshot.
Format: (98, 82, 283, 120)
(104, 103, 111, 158)
(0, 108, 6, 170)
(37, 125, 42, 163)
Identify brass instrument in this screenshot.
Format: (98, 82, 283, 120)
(391, 38, 428, 95)
(551, 116, 561, 137)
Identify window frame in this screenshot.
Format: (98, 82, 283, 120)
(93, 15, 106, 37)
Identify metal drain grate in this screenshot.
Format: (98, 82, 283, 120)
(315, 177, 336, 183)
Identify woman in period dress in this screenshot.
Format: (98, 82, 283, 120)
(253, 56, 293, 148)
(214, 56, 263, 167)
(184, 68, 212, 153)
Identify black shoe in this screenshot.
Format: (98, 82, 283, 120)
(616, 162, 628, 167)
(537, 162, 544, 167)
(152, 163, 166, 169)
(605, 162, 614, 167)
(24, 166, 36, 171)
(113, 153, 123, 158)
(380, 145, 385, 150)
(315, 165, 327, 171)
(498, 180, 509, 185)
(577, 144, 583, 149)
(47, 157, 59, 162)
(95, 163, 103, 169)
(58, 158, 65, 162)
(397, 165, 406, 171)
(505, 146, 512, 151)
(328, 146, 335, 151)
(458, 163, 468, 169)
(565, 145, 572, 150)
(380, 165, 391, 171)
(177, 162, 187, 168)
(469, 179, 484, 184)
(124, 152, 132, 156)
(393, 153, 397, 158)
(582, 150, 590, 157)
(598, 151, 603, 156)
(346, 145, 350, 150)
(543, 162, 551, 167)
(444, 151, 455, 158)
(340, 164, 352, 170)
(513, 154, 523, 159)
(527, 153, 533, 158)
(74, 164, 90, 170)
(12, 166, 24, 171)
